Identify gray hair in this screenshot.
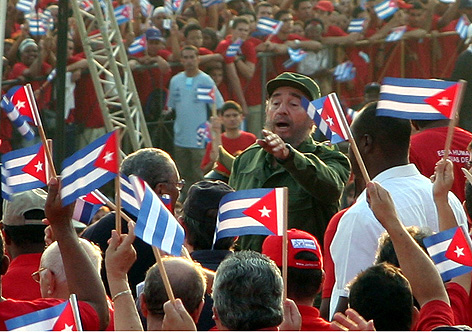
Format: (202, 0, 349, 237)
(40, 238, 102, 284)
(212, 251, 284, 330)
(121, 148, 176, 189)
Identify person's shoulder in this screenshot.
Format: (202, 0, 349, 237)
(81, 213, 116, 243)
(240, 131, 257, 140)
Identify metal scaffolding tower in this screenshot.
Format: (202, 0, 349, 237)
(70, 0, 152, 151)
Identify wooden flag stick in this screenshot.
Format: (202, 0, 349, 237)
(69, 294, 84, 331)
(25, 84, 57, 178)
(115, 131, 122, 235)
(282, 187, 288, 301)
(152, 246, 176, 302)
(443, 80, 467, 161)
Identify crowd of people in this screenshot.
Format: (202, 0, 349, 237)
(1, 0, 472, 330)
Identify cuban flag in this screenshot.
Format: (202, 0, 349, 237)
(283, 48, 307, 68)
(61, 131, 118, 206)
(114, 4, 133, 25)
(257, 17, 283, 35)
(172, 0, 185, 14)
(120, 174, 140, 217)
(5, 300, 78, 331)
(374, 0, 398, 20)
(164, 0, 173, 14)
(41, 9, 54, 31)
(214, 188, 285, 244)
(25, 13, 47, 36)
(424, 227, 472, 281)
(196, 121, 212, 146)
(377, 77, 463, 120)
(302, 94, 351, 144)
(128, 35, 147, 55)
(385, 25, 406, 42)
(1, 95, 35, 141)
(202, 0, 222, 7)
(72, 190, 107, 225)
(140, 0, 153, 17)
(3, 85, 39, 126)
(226, 39, 242, 57)
(129, 175, 185, 256)
(80, 0, 93, 11)
(1, 143, 49, 200)
(16, 0, 36, 13)
(456, 15, 470, 40)
(347, 18, 366, 33)
(197, 86, 216, 103)
(333, 61, 356, 82)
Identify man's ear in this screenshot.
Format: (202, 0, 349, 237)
(140, 293, 149, 318)
(2, 229, 11, 246)
(358, 133, 373, 154)
(0, 255, 10, 275)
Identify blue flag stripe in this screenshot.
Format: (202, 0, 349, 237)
(5, 301, 67, 330)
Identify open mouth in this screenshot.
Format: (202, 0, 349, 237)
(275, 121, 290, 129)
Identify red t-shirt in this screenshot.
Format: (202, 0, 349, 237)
(405, 25, 432, 79)
(413, 300, 454, 330)
(0, 298, 100, 330)
(2, 253, 42, 301)
(410, 126, 472, 202)
(322, 208, 349, 299)
(201, 131, 256, 174)
(446, 282, 470, 325)
(433, 16, 461, 79)
(244, 37, 264, 107)
(297, 305, 331, 331)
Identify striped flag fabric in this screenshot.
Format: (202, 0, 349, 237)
(16, 0, 36, 13)
(424, 227, 472, 281)
(196, 121, 212, 146)
(347, 18, 366, 33)
(79, 0, 94, 11)
(72, 191, 107, 225)
(283, 48, 307, 68)
(1, 143, 48, 200)
(226, 39, 242, 57)
(374, 0, 398, 20)
(120, 174, 140, 217)
(302, 94, 352, 144)
(140, 0, 153, 17)
(128, 35, 147, 55)
(333, 61, 356, 82)
(26, 13, 47, 36)
(214, 188, 285, 244)
(202, 0, 223, 7)
(456, 15, 470, 40)
(385, 25, 406, 42)
(1, 95, 35, 141)
(114, 4, 133, 25)
(257, 17, 283, 35)
(377, 77, 462, 120)
(61, 131, 118, 206)
(196, 86, 216, 103)
(164, 0, 173, 14)
(129, 175, 185, 256)
(3, 85, 40, 126)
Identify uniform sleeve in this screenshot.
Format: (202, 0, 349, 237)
(278, 144, 350, 204)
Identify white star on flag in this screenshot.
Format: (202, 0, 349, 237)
(259, 206, 271, 218)
(15, 100, 26, 110)
(438, 97, 451, 106)
(34, 161, 43, 172)
(61, 324, 74, 331)
(326, 116, 334, 126)
(103, 151, 114, 163)
(454, 246, 465, 258)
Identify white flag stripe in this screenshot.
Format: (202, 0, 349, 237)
(4, 154, 35, 169)
(218, 216, 268, 231)
(377, 100, 439, 114)
(7, 172, 42, 186)
(275, 188, 284, 236)
(219, 197, 260, 214)
(426, 240, 451, 256)
(436, 257, 465, 273)
(61, 168, 109, 197)
(61, 145, 103, 177)
(142, 194, 161, 243)
(10, 317, 59, 331)
(380, 85, 444, 96)
(161, 214, 179, 251)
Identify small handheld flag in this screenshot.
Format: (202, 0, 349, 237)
(202, 0, 223, 7)
(424, 227, 472, 281)
(196, 86, 216, 103)
(283, 48, 307, 68)
(333, 61, 356, 82)
(374, 0, 398, 20)
(61, 131, 118, 206)
(257, 17, 283, 35)
(377, 77, 463, 120)
(347, 18, 366, 33)
(226, 39, 242, 57)
(140, 0, 153, 17)
(129, 175, 185, 256)
(214, 188, 285, 244)
(16, 0, 36, 13)
(302, 94, 351, 144)
(128, 35, 147, 55)
(196, 121, 212, 146)
(456, 15, 470, 40)
(385, 25, 406, 42)
(1, 96, 35, 141)
(114, 4, 133, 25)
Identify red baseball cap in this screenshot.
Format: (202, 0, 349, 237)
(262, 229, 323, 270)
(313, 0, 334, 12)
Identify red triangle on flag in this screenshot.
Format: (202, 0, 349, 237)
(11, 86, 35, 124)
(22, 144, 48, 184)
(424, 83, 458, 119)
(94, 131, 118, 173)
(52, 301, 77, 331)
(322, 96, 345, 138)
(209, 87, 215, 101)
(243, 189, 278, 235)
(445, 227, 472, 267)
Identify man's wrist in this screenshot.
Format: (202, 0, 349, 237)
(277, 144, 295, 163)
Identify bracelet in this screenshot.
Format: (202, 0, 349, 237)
(112, 289, 132, 302)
